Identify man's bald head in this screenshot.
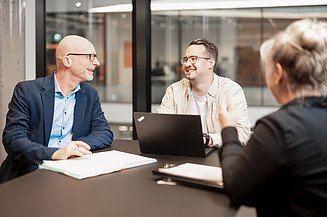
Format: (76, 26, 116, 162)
(55, 35, 96, 68)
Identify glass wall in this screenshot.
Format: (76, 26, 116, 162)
(46, 0, 132, 103)
(45, 1, 327, 138)
(151, 5, 327, 107)
(45, 0, 133, 138)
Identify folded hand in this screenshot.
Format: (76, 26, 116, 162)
(51, 141, 92, 160)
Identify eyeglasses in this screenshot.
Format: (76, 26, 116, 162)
(67, 53, 97, 62)
(180, 55, 211, 65)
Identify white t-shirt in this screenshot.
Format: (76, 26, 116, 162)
(188, 90, 208, 133)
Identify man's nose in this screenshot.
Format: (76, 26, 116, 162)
(93, 57, 100, 67)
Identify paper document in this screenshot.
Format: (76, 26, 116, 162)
(40, 150, 157, 179)
(157, 163, 223, 187)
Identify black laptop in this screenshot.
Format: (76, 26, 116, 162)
(133, 112, 215, 157)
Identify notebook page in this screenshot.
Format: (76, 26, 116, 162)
(40, 150, 157, 179)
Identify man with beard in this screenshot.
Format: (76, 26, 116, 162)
(157, 38, 251, 148)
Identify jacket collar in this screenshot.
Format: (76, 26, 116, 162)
(207, 73, 219, 97)
(42, 73, 55, 91)
(286, 96, 327, 108)
(42, 74, 55, 145)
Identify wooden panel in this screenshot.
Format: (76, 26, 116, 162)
(124, 41, 132, 67)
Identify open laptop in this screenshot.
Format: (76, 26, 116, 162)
(133, 112, 215, 157)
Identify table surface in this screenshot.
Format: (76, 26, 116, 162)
(0, 139, 237, 217)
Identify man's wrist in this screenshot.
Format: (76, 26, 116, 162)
(203, 133, 212, 146)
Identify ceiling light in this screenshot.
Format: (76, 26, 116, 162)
(75, 2, 82, 8)
(89, 0, 327, 13)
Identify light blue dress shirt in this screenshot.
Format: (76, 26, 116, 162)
(48, 74, 81, 148)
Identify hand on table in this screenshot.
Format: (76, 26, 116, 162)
(51, 141, 92, 160)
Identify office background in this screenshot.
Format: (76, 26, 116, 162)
(1, 0, 327, 162)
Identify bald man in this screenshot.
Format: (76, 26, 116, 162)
(0, 35, 114, 183)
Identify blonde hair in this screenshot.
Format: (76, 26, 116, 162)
(260, 19, 327, 95)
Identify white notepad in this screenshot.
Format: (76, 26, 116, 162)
(156, 163, 224, 188)
(40, 150, 157, 179)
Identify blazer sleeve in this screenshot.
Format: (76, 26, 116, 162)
(2, 82, 57, 163)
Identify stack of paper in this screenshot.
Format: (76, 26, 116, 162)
(40, 150, 157, 179)
(155, 163, 223, 188)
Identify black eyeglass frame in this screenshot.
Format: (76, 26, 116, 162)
(180, 55, 211, 65)
(67, 53, 97, 62)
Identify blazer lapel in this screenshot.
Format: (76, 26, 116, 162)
(42, 74, 55, 146)
(73, 86, 87, 139)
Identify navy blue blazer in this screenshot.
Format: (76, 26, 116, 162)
(0, 74, 114, 183)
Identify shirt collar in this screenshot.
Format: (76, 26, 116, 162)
(206, 73, 219, 97)
(183, 73, 219, 98)
(54, 73, 81, 96)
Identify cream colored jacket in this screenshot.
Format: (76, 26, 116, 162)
(157, 74, 251, 147)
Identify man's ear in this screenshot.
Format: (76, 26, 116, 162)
(208, 58, 215, 70)
(62, 56, 72, 67)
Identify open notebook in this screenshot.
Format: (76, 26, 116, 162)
(40, 150, 157, 179)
